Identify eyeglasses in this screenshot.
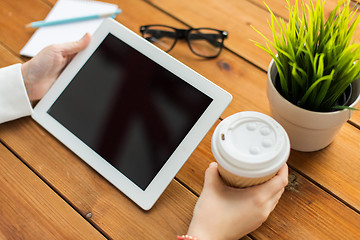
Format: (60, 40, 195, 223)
(140, 25, 228, 58)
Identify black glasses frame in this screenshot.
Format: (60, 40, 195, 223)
(140, 25, 228, 58)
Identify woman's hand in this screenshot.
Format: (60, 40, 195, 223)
(21, 33, 91, 101)
(187, 162, 288, 240)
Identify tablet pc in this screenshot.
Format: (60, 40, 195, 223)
(32, 18, 232, 210)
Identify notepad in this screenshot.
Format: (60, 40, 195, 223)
(20, 0, 119, 57)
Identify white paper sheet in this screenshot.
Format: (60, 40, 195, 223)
(20, 0, 119, 57)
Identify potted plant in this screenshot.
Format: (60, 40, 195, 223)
(253, 0, 360, 152)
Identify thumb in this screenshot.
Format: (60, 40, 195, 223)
(203, 162, 224, 190)
(59, 33, 91, 56)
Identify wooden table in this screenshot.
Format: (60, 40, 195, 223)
(1, 0, 360, 239)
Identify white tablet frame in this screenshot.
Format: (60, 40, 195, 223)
(32, 18, 232, 210)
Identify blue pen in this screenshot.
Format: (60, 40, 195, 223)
(25, 9, 121, 28)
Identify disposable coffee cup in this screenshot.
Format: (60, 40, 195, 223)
(211, 111, 290, 188)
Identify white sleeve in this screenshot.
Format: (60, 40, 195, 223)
(0, 63, 33, 124)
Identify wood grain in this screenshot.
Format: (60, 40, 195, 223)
(170, 39, 360, 208)
(253, 169, 360, 239)
(0, 118, 196, 239)
(179, 124, 360, 239)
(0, 0, 49, 56)
(0, 143, 106, 240)
(1, 0, 360, 239)
(145, 0, 360, 130)
(137, 0, 360, 211)
(0, 44, 22, 67)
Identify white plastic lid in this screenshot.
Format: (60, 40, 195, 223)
(211, 111, 290, 178)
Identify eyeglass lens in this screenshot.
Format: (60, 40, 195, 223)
(188, 29, 224, 58)
(142, 26, 177, 52)
(142, 26, 225, 58)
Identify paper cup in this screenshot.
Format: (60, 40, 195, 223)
(211, 111, 290, 188)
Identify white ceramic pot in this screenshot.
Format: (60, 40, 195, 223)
(267, 59, 360, 152)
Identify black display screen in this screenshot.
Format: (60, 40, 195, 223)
(48, 34, 212, 190)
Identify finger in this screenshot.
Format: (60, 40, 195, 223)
(59, 33, 91, 56)
(251, 163, 288, 197)
(269, 163, 289, 188)
(267, 188, 285, 213)
(276, 163, 289, 185)
(203, 162, 224, 190)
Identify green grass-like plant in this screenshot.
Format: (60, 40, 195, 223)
(253, 0, 360, 112)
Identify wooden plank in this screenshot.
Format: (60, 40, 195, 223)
(6, 0, 358, 125)
(6, 0, 359, 126)
(0, 118, 196, 239)
(248, 0, 340, 21)
(0, 0, 50, 56)
(180, 116, 360, 206)
(253, 169, 360, 239)
(3, 118, 359, 239)
(8, 121, 360, 240)
(179, 122, 360, 239)
(0, 1, 196, 239)
(169, 40, 360, 211)
(0, 143, 106, 239)
(1, 0, 360, 238)
(289, 123, 360, 210)
(145, 0, 360, 132)
(0, 43, 23, 67)
(137, 0, 360, 210)
(145, 0, 273, 68)
(179, 121, 360, 238)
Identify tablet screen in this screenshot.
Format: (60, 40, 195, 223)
(47, 33, 213, 190)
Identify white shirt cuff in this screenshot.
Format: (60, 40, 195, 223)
(0, 63, 33, 123)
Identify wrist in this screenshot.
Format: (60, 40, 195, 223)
(177, 235, 199, 240)
(21, 62, 32, 98)
(186, 222, 216, 240)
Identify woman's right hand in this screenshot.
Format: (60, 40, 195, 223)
(186, 162, 288, 240)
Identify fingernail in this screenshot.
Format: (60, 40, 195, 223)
(81, 33, 89, 39)
(209, 162, 218, 168)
